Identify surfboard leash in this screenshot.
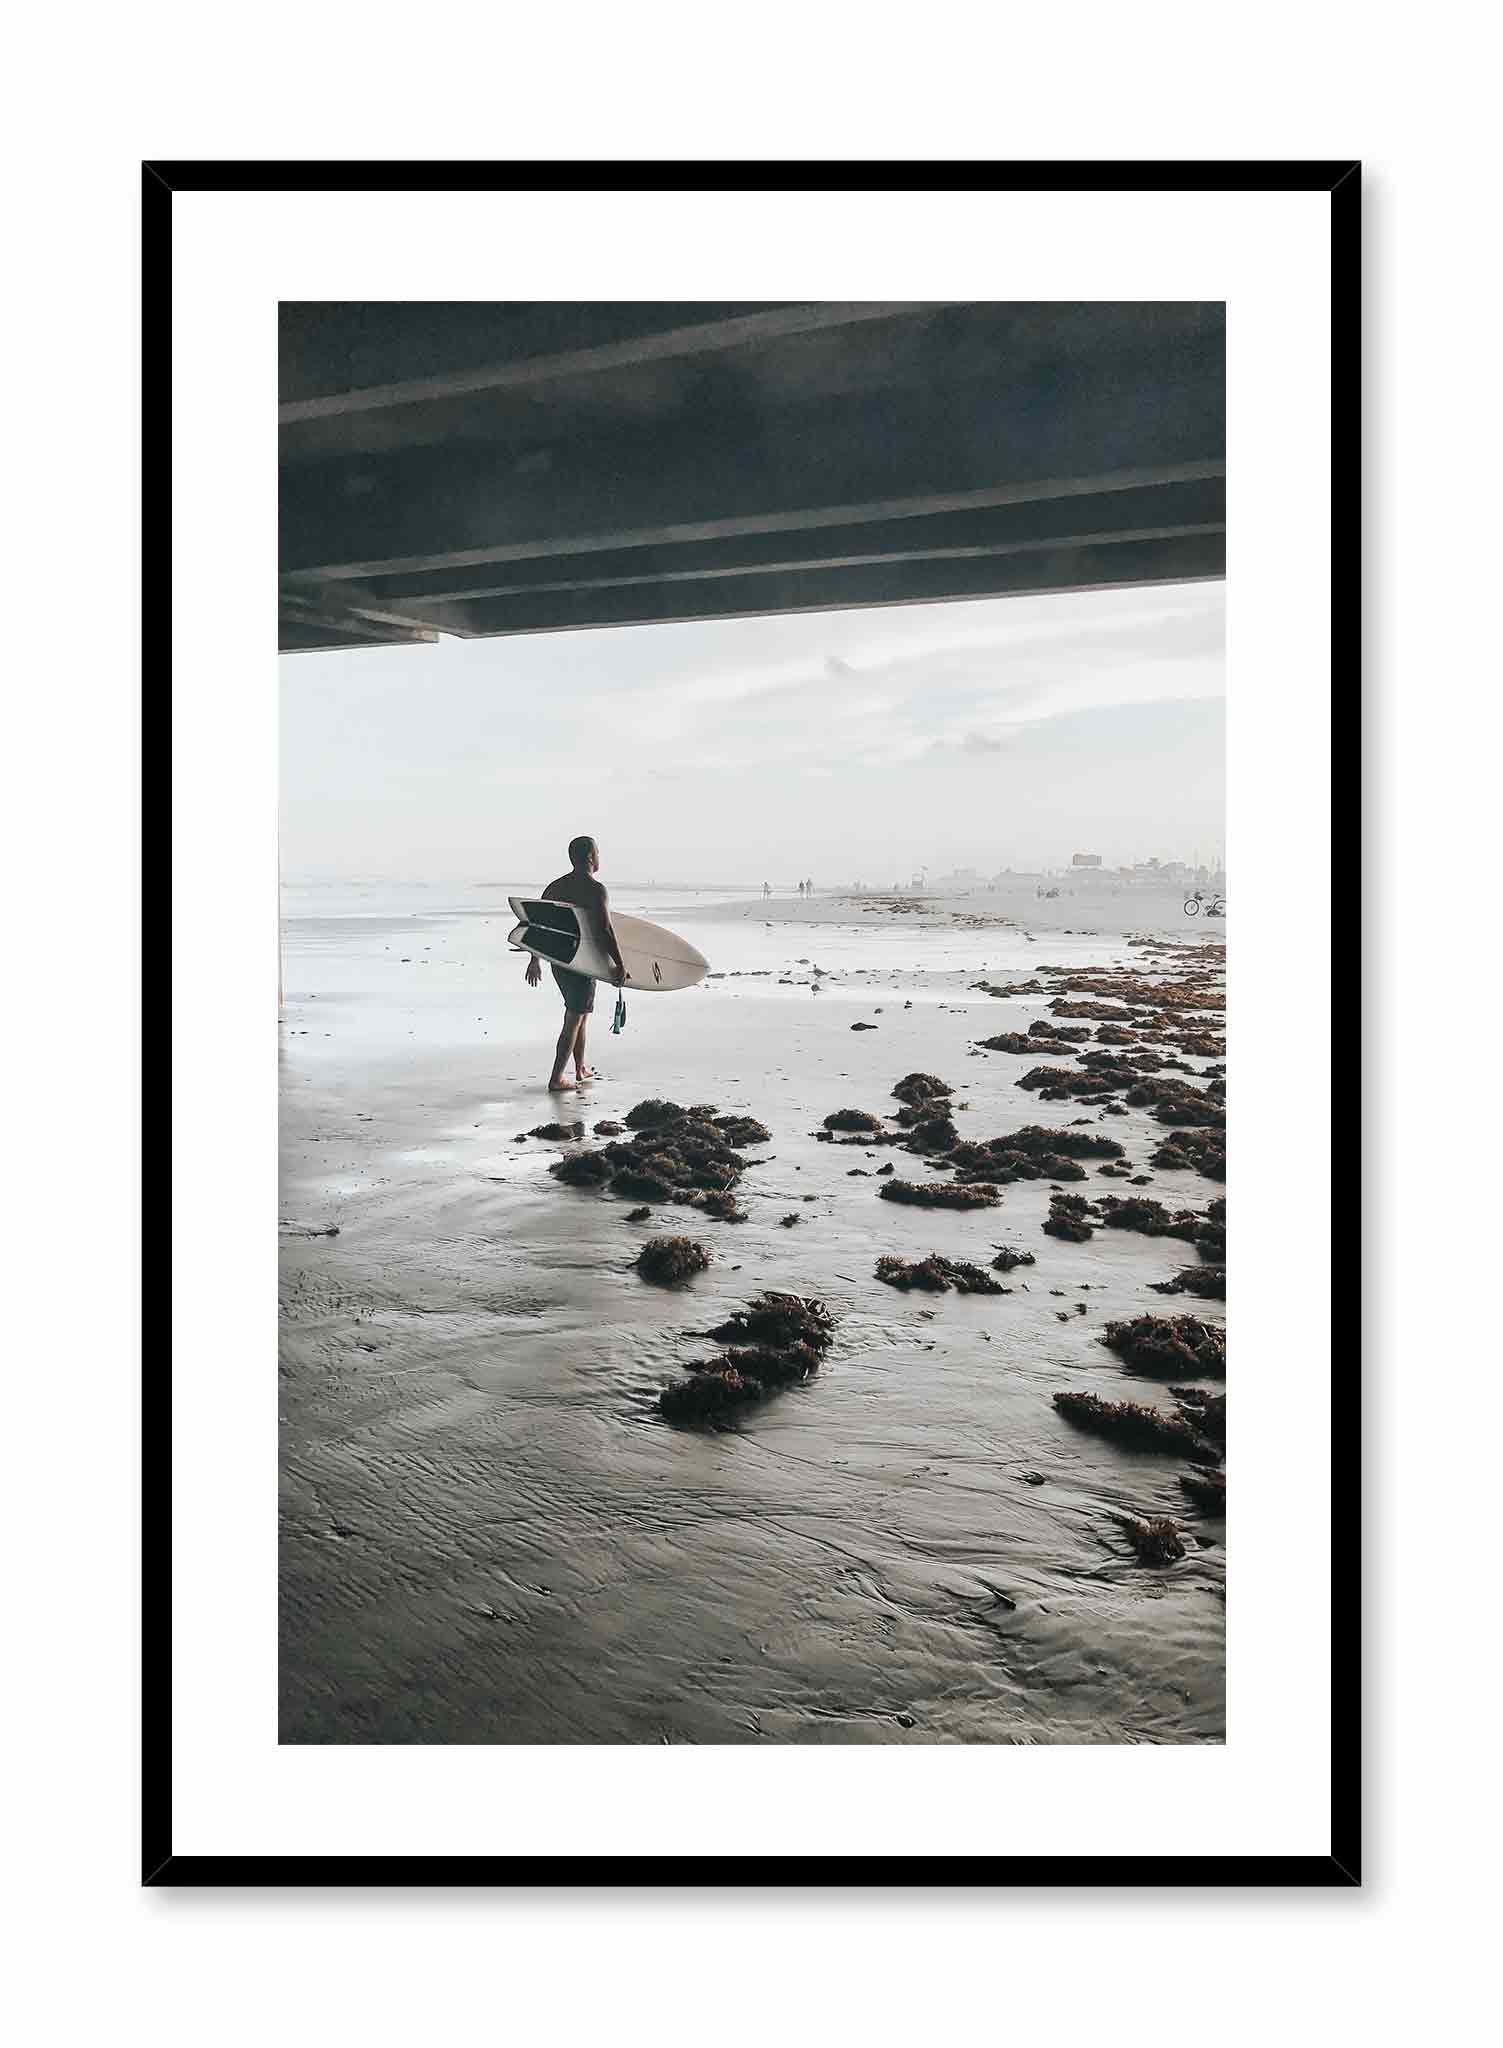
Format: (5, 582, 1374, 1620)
(611, 990, 627, 1035)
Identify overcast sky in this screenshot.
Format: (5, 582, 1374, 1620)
(279, 581, 1225, 885)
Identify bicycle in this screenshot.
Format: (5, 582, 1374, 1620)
(1184, 891, 1227, 918)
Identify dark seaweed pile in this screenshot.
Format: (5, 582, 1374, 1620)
(1179, 1466, 1227, 1513)
(1122, 1075, 1225, 1127)
(903, 1112, 962, 1154)
(892, 1072, 954, 1107)
(1043, 1193, 1096, 1241)
(1151, 1265, 1227, 1300)
(978, 1032, 1049, 1055)
(1151, 1128, 1227, 1180)
(1095, 1193, 1225, 1260)
(659, 1294, 836, 1425)
(1078, 1048, 1196, 1077)
(636, 1235, 711, 1286)
(889, 1116, 1126, 1187)
(1051, 1389, 1219, 1459)
(1049, 998, 1141, 1022)
(1103, 1313, 1226, 1377)
(1016, 1064, 1125, 1101)
(879, 1177, 1002, 1210)
(706, 1294, 835, 1351)
(875, 1254, 1005, 1294)
(1171, 1385, 1225, 1448)
(823, 1108, 886, 1133)
(1116, 1514, 1187, 1566)
(549, 1099, 770, 1216)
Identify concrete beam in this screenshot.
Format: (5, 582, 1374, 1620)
(355, 475, 1225, 608)
(279, 621, 416, 654)
(394, 530, 1224, 640)
(278, 591, 438, 649)
(281, 348, 1224, 583)
(279, 301, 942, 423)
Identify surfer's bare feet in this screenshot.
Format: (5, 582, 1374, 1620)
(575, 1066, 597, 1083)
(548, 1076, 576, 1091)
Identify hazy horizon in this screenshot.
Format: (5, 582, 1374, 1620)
(280, 581, 1225, 885)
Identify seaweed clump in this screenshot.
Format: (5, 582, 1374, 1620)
(1179, 1467, 1227, 1513)
(942, 1123, 1123, 1186)
(875, 1255, 1005, 1295)
(527, 1120, 586, 1140)
(902, 1113, 960, 1155)
(551, 1098, 771, 1216)
(991, 1246, 1037, 1272)
(1170, 1385, 1226, 1448)
(823, 1108, 886, 1134)
(1123, 1077, 1225, 1128)
(1043, 1193, 1097, 1241)
(1050, 1390, 1211, 1458)
(879, 1177, 1001, 1210)
(977, 1023, 1089, 1055)
(1103, 1313, 1225, 1377)
(1017, 1064, 1121, 1101)
(636, 1235, 711, 1286)
(1115, 1514, 1187, 1566)
(1011, 1124, 1123, 1161)
(1151, 1265, 1227, 1300)
(1093, 1194, 1227, 1261)
(1151, 1128, 1227, 1181)
(892, 1072, 954, 1106)
(1049, 998, 1140, 1022)
(550, 1150, 615, 1186)
(659, 1293, 836, 1427)
(624, 1098, 689, 1130)
(706, 1294, 835, 1353)
(658, 1367, 756, 1423)
(714, 1114, 772, 1146)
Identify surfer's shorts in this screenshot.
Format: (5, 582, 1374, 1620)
(551, 964, 596, 1014)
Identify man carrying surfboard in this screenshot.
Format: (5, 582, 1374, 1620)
(524, 835, 626, 1090)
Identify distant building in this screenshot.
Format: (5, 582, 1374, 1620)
(1070, 852, 1102, 868)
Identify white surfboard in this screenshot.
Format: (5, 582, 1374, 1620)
(506, 896, 709, 992)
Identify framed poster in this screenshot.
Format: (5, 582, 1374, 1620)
(148, 160, 1357, 1883)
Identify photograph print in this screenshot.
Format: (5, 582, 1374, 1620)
(277, 297, 1230, 1747)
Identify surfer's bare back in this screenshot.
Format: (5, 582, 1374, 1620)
(525, 835, 626, 1090)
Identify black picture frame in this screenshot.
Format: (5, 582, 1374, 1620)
(145, 158, 1360, 1888)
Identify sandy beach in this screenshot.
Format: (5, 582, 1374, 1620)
(280, 880, 1225, 1744)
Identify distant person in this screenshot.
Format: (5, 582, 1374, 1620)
(524, 835, 625, 1091)
(806, 877, 814, 897)
(763, 881, 771, 899)
(797, 880, 805, 898)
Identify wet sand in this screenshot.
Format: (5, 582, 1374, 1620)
(280, 884, 1224, 1743)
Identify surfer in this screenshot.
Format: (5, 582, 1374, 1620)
(525, 835, 626, 1090)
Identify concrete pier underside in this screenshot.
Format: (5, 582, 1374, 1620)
(279, 301, 1224, 652)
